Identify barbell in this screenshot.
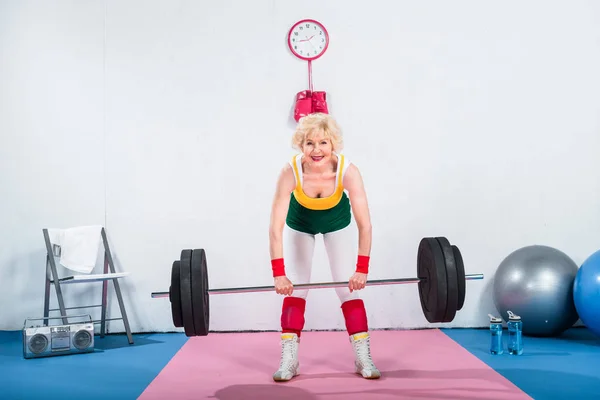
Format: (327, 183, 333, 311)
(151, 236, 484, 337)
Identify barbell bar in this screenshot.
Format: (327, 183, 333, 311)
(151, 274, 483, 297)
(151, 236, 485, 337)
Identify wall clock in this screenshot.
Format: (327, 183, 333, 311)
(287, 19, 329, 61)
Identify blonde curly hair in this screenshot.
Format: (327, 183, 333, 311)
(291, 113, 343, 152)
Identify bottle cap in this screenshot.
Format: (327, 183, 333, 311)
(488, 314, 502, 323)
(507, 311, 521, 320)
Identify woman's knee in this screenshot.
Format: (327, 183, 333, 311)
(290, 289, 309, 300)
(335, 287, 360, 303)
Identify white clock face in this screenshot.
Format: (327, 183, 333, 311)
(288, 20, 329, 60)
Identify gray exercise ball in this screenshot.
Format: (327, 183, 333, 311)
(492, 245, 579, 337)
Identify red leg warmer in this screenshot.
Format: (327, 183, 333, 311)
(341, 299, 369, 335)
(281, 296, 306, 337)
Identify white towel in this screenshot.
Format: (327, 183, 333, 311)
(46, 225, 103, 274)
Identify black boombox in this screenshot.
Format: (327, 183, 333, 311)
(22, 315, 94, 359)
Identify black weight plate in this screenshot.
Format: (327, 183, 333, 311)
(436, 237, 458, 322)
(191, 249, 210, 336)
(452, 245, 466, 310)
(417, 238, 448, 323)
(170, 260, 183, 328)
(179, 249, 196, 337)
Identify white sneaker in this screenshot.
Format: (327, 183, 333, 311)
(350, 332, 381, 379)
(272, 333, 300, 382)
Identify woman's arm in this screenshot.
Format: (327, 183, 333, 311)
(344, 164, 372, 257)
(269, 163, 296, 260)
(269, 163, 296, 295)
(344, 163, 372, 292)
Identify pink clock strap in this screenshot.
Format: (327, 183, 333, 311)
(307, 60, 313, 92)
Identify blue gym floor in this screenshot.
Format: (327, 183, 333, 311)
(1, 327, 599, 399)
(443, 327, 600, 399)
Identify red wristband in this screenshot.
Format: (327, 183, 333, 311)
(271, 258, 285, 277)
(356, 255, 370, 274)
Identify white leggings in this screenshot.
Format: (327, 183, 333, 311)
(283, 223, 359, 303)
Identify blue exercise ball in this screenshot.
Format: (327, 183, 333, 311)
(573, 249, 600, 338)
(493, 245, 579, 337)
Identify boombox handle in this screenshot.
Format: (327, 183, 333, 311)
(23, 314, 93, 329)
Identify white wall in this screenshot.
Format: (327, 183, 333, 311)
(2, 0, 600, 334)
(0, 1, 107, 329)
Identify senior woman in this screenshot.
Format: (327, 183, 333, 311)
(268, 113, 380, 382)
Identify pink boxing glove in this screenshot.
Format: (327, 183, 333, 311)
(311, 91, 328, 114)
(294, 90, 313, 122)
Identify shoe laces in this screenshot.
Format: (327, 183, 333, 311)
(279, 338, 297, 370)
(353, 336, 375, 367)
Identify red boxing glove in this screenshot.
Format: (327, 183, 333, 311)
(311, 91, 328, 114)
(356, 255, 369, 274)
(294, 90, 313, 122)
(271, 258, 286, 277)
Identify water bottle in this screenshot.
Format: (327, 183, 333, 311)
(488, 314, 503, 355)
(507, 310, 523, 355)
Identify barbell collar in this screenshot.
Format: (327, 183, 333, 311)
(150, 273, 484, 298)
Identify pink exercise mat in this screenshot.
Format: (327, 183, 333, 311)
(139, 329, 531, 400)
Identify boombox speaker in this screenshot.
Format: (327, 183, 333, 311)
(23, 314, 94, 359)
